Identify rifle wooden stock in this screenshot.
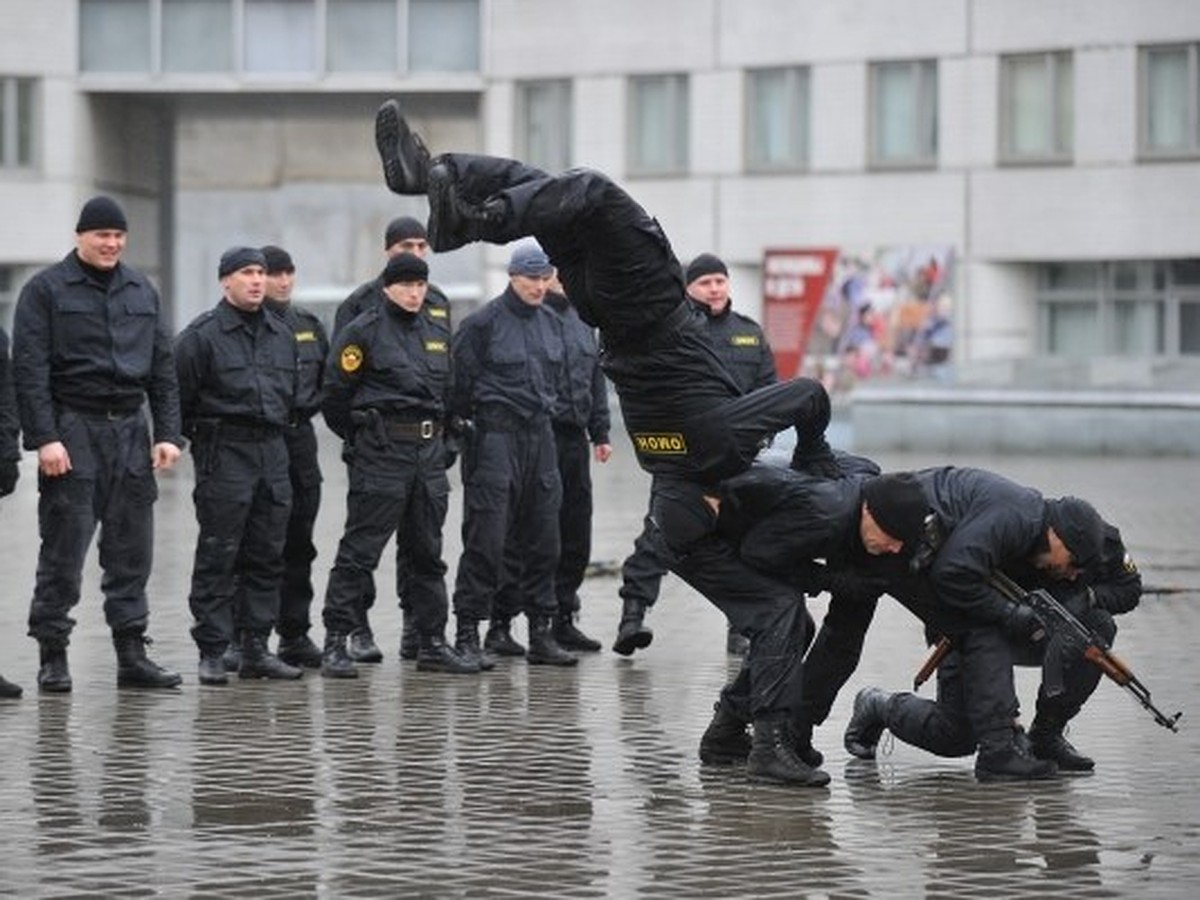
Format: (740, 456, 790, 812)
(913, 636, 952, 691)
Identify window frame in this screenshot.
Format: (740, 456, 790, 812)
(867, 58, 938, 170)
(998, 50, 1074, 166)
(514, 79, 573, 175)
(744, 65, 811, 174)
(626, 73, 690, 178)
(0, 76, 36, 171)
(1138, 42, 1200, 160)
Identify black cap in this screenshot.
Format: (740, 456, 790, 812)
(218, 246, 267, 279)
(685, 252, 728, 285)
(862, 473, 928, 548)
(382, 252, 429, 285)
(75, 195, 128, 233)
(385, 216, 427, 249)
(260, 245, 295, 274)
(1046, 496, 1105, 571)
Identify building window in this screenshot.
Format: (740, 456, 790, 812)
(1140, 44, 1200, 158)
(868, 59, 937, 168)
(628, 74, 689, 176)
(516, 80, 572, 174)
(244, 0, 317, 75)
(1038, 260, 1200, 357)
(327, 0, 396, 73)
(78, 0, 479, 77)
(0, 77, 35, 169)
(79, 0, 152, 72)
(745, 66, 809, 172)
(409, 0, 480, 73)
(163, 0, 233, 73)
(999, 51, 1073, 164)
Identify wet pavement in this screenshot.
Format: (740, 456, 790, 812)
(1, 423, 1198, 898)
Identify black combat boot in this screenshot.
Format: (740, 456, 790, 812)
(747, 717, 831, 787)
(198, 650, 228, 686)
(1029, 715, 1095, 772)
(37, 641, 72, 693)
(725, 627, 750, 657)
(425, 163, 507, 254)
(699, 698, 751, 765)
(612, 598, 653, 656)
(277, 633, 323, 669)
(113, 630, 183, 689)
(321, 632, 358, 679)
(399, 614, 419, 661)
(844, 686, 892, 760)
(974, 728, 1059, 782)
(416, 634, 480, 675)
(455, 619, 496, 671)
(221, 631, 242, 673)
(791, 434, 841, 479)
(527, 616, 579, 667)
(554, 611, 601, 653)
(792, 719, 825, 768)
(484, 619, 526, 657)
(375, 99, 431, 194)
(0, 674, 23, 699)
(347, 627, 383, 664)
(239, 632, 303, 680)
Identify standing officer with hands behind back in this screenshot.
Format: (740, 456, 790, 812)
(12, 195, 183, 693)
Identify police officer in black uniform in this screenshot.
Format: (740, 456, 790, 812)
(175, 247, 301, 686)
(319, 252, 474, 677)
(12, 195, 182, 693)
(451, 243, 576, 669)
(0, 325, 23, 699)
(334, 216, 453, 664)
(259, 245, 328, 668)
(614, 252, 777, 658)
(376, 100, 836, 785)
(485, 276, 613, 658)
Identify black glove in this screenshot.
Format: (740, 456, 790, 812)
(0, 460, 17, 497)
(1002, 603, 1047, 644)
(820, 567, 887, 602)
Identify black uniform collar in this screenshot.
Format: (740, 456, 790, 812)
(384, 299, 421, 323)
(689, 296, 732, 320)
(501, 286, 541, 318)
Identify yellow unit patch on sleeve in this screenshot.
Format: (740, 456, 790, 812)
(340, 344, 364, 373)
(295, 330, 318, 342)
(427, 307, 448, 319)
(730, 334, 761, 347)
(424, 339, 448, 353)
(632, 432, 689, 455)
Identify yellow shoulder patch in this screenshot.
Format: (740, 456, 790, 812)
(424, 339, 448, 353)
(731, 334, 761, 347)
(340, 344, 364, 373)
(427, 307, 448, 319)
(295, 330, 318, 343)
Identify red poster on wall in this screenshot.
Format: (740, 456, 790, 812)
(761, 248, 839, 380)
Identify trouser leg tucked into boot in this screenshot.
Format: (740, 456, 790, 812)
(114, 630, 182, 689)
(278, 633, 323, 669)
(747, 716, 831, 787)
(239, 631, 303, 680)
(527, 616, 578, 667)
(398, 614, 420, 661)
(699, 697, 751, 765)
(612, 598, 653, 656)
(321, 632, 358, 679)
(37, 641, 72, 694)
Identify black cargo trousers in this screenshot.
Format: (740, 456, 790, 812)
(433, 154, 832, 720)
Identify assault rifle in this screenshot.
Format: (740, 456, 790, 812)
(990, 570, 1182, 733)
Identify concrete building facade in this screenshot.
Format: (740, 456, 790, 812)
(3, 0, 1199, 401)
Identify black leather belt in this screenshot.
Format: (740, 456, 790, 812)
(384, 419, 442, 441)
(219, 420, 283, 442)
(63, 405, 140, 421)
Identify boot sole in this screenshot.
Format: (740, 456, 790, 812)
(118, 677, 183, 689)
(416, 662, 481, 675)
(974, 767, 1059, 782)
(321, 669, 360, 679)
(375, 100, 427, 194)
(527, 655, 579, 667)
(37, 682, 73, 694)
(746, 769, 831, 788)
